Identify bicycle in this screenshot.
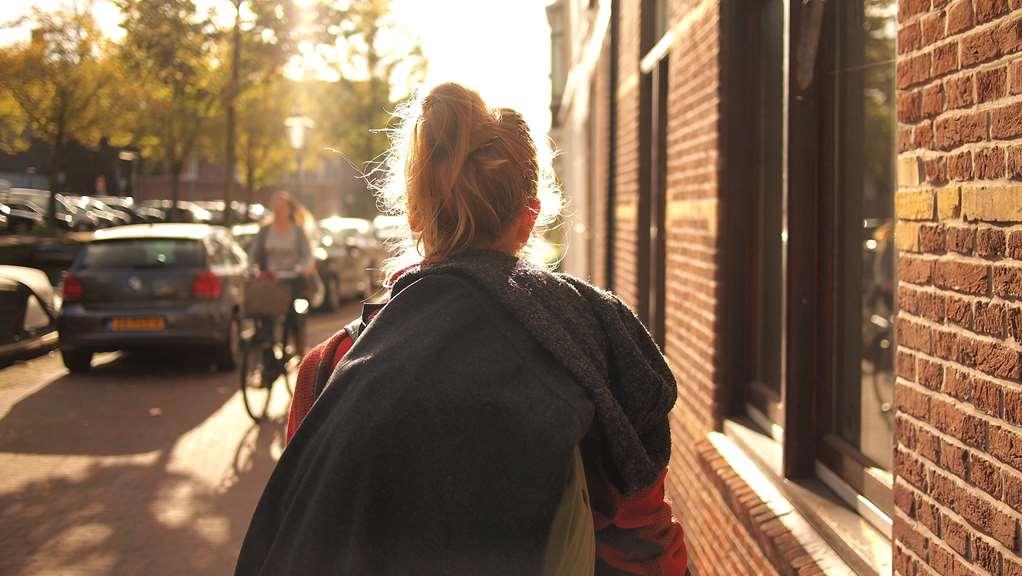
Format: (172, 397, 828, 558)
(239, 270, 310, 423)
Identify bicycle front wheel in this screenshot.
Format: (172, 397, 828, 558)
(240, 339, 272, 422)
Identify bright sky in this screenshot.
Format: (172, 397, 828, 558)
(1, 0, 554, 134)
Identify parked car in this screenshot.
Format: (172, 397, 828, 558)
(0, 199, 49, 232)
(31, 239, 88, 286)
(194, 200, 251, 224)
(58, 223, 249, 373)
(0, 266, 59, 364)
(140, 200, 214, 224)
(247, 203, 266, 222)
(2, 189, 96, 230)
(316, 217, 381, 309)
(230, 222, 260, 252)
(71, 196, 126, 227)
(92, 196, 146, 224)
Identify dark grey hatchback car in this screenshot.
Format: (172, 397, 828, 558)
(58, 224, 248, 373)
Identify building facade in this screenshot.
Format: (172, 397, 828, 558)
(548, 1, 1022, 574)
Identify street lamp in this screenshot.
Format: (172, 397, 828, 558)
(285, 114, 314, 209)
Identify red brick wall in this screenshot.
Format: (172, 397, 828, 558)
(613, 0, 642, 309)
(894, 3, 1022, 575)
(660, 2, 781, 574)
(591, 39, 612, 288)
(606, 1, 780, 574)
(663, 0, 722, 437)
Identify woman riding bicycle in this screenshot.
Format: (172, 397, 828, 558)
(246, 191, 316, 355)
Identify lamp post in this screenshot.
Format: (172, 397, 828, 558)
(285, 114, 314, 209)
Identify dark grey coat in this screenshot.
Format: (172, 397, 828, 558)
(235, 250, 677, 575)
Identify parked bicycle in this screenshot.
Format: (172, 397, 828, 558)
(239, 270, 309, 422)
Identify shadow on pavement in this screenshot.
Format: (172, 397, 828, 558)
(0, 351, 237, 456)
(0, 416, 285, 575)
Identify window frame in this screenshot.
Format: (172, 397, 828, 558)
(720, 0, 787, 433)
(723, 0, 895, 546)
(812, 0, 896, 521)
(638, 0, 670, 346)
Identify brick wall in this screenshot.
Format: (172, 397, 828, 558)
(613, 0, 641, 309)
(591, 38, 612, 288)
(894, 3, 1022, 575)
(607, 1, 783, 573)
(663, 0, 722, 438)
(660, 2, 783, 573)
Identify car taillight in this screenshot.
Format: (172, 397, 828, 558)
(192, 270, 222, 299)
(63, 273, 83, 302)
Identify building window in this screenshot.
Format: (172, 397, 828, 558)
(727, 0, 896, 536)
(653, 0, 669, 42)
(816, 0, 896, 519)
(725, 0, 786, 429)
(547, 1, 568, 122)
(639, 0, 669, 345)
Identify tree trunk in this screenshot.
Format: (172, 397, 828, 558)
(246, 163, 255, 212)
(46, 135, 64, 226)
(223, 0, 242, 225)
(170, 162, 182, 223)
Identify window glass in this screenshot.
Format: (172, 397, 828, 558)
(208, 238, 229, 267)
(82, 239, 206, 269)
(750, 0, 786, 399)
(830, 0, 897, 470)
(654, 0, 669, 41)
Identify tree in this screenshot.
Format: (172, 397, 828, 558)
(237, 78, 293, 208)
(221, 0, 297, 223)
(115, 0, 219, 216)
(0, 4, 117, 222)
(310, 0, 426, 216)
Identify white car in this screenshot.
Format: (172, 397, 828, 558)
(0, 265, 59, 363)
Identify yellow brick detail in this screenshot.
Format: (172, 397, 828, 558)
(897, 156, 924, 188)
(667, 199, 718, 236)
(895, 190, 936, 220)
(615, 201, 637, 222)
(937, 186, 961, 220)
(895, 221, 921, 252)
(962, 186, 1022, 222)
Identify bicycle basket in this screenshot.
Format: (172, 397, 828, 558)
(244, 279, 293, 316)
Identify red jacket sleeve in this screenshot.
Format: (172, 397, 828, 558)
(589, 468, 688, 575)
(285, 330, 354, 445)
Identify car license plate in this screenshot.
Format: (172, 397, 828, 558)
(110, 317, 166, 331)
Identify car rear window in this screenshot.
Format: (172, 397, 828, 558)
(81, 239, 206, 269)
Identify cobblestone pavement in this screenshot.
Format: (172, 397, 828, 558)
(0, 302, 362, 576)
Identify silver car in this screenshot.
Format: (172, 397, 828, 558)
(58, 224, 248, 372)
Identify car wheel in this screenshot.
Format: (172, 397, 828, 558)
(62, 349, 93, 373)
(215, 316, 242, 371)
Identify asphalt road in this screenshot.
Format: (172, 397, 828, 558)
(0, 301, 362, 576)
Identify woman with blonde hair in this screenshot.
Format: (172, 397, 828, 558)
(236, 83, 687, 575)
(247, 190, 319, 353)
